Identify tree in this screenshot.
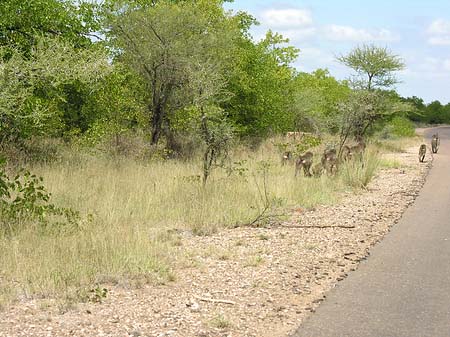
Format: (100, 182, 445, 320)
(223, 30, 299, 137)
(106, 0, 239, 145)
(292, 69, 350, 132)
(0, 38, 110, 143)
(0, 0, 101, 55)
(337, 44, 405, 90)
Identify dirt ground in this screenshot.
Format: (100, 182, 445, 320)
(0, 146, 431, 337)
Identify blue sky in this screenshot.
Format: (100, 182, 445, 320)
(224, 0, 450, 104)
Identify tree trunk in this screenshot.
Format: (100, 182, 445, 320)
(150, 103, 164, 145)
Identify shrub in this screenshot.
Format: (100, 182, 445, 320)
(0, 158, 79, 235)
(381, 116, 415, 139)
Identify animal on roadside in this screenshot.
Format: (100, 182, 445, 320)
(355, 135, 366, 150)
(431, 134, 440, 154)
(295, 151, 313, 177)
(281, 151, 293, 165)
(348, 137, 366, 160)
(321, 148, 337, 174)
(419, 144, 427, 162)
(348, 143, 364, 160)
(312, 162, 323, 177)
(340, 145, 351, 161)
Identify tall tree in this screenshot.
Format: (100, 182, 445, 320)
(337, 44, 405, 90)
(223, 30, 299, 137)
(106, 0, 239, 145)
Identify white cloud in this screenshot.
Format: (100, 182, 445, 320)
(443, 59, 450, 71)
(427, 19, 450, 45)
(260, 9, 313, 28)
(323, 25, 399, 42)
(427, 19, 450, 35)
(428, 37, 450, 46)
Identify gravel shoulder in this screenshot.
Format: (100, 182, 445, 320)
(0, 146, 431, 337)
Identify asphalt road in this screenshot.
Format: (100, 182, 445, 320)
(292, 127, 450, 337)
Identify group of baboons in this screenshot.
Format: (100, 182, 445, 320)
(419, 133, 440, 162)
(281, 136, 366, 177)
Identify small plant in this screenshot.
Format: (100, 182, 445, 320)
(258, 233, 269, 241)
(209, 314, 233, 329)
(88, 286, 108, 303)
(244, 255, 264, 267)
(0, 159, 79, 234)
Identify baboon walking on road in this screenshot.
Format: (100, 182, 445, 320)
(295, 151, 313, 177)
(431, 134, 440, 154)
(419, 144, 426, 162)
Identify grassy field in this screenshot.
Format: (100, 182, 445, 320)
(0, 136, 416, 308)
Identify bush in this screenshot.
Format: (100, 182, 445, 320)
(0, 158, 79, 235)
(380, 116, 415, 139)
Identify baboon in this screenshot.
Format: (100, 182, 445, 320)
(312, 162, 323, 177)
(281, 151, 293, 165)
(321, 148, 337, 174)
(419, 144, 426, 162)
(295, 151, 313, 177)
(431, 134, 440, 154)
(348, 143, 364, 160)
(355, 135, 366, 150)
(340, 145, 351, 161)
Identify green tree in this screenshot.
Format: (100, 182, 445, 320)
(223, 30, 299, 137)
(292, 69, 351, 132)
(402, 96, 426, 123)
(0, 0, 101, 55)
(426, 100, 444, 124)
(0, 38, 110, 143)
(106, 0, 239, 145)
(337, 44, 405, 90)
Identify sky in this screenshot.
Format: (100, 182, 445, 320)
(223, 0, 450, 104)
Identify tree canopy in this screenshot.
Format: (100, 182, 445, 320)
(337, 44, 405, 90)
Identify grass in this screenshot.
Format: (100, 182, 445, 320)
(374, 136, 422, 154)
(379, 158, 403, 169)
(339, 147, 381, 189)
(0, 136, 391, 308)
(209, 313, 233, 329)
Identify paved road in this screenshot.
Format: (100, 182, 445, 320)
(292, 127, 450, 337)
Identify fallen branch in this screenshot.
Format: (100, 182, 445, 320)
(194, 296, 235, 305)
(278, 224, 356, 229)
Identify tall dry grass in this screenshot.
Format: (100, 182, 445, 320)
(0, 137, 386, 307)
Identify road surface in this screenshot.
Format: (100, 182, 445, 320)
(292, 127, 450, 337)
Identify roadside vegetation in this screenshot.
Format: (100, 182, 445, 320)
(0, 0, 426, 308)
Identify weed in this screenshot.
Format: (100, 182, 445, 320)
(209, 314, 233, 329)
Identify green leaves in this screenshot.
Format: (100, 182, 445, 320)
(337, 44, 405, 90)
(0, 0, 101, 54)
(0, 38, 111, 141)
(0, 163, 80, 235)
